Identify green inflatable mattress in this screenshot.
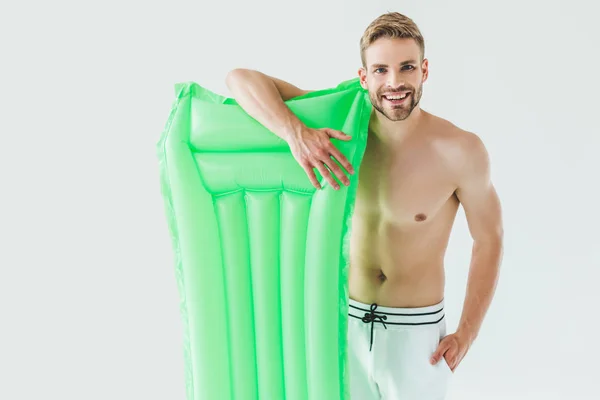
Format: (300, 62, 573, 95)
(156, 77, 372, 400)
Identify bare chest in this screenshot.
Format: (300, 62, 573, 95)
(355, 134, 457, 225)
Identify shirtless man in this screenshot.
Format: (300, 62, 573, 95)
(226, 11, 503, 400)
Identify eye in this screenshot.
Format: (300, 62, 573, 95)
(403, 65, 415, 71)
(374, 67, 386, 74)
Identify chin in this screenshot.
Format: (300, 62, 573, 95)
(388, 115, 410, 122)
(386, 110, 411, 121)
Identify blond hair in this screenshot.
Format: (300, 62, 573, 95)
(360, 12, 425, 68)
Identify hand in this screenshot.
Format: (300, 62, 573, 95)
(430, 331, 473, 373)
(286, 125, 355, 190)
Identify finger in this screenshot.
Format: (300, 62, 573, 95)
(312, 159, 340, 190)
(323, 156, 350, 187)
(444, 353, 458, 371)
(431, 343, 451, 364)
(443, 348, 457, 366)
(328, 146, 355, 175)
(301, 162, 321, 190)
(327, 129, 352, 141)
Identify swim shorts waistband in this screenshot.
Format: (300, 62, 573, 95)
(348, 297, 445, 326)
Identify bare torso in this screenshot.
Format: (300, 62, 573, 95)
(349, 110, 465, 308)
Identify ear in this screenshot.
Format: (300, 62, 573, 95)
(357, 68, 368, 89)
(421, 58, 429, 83)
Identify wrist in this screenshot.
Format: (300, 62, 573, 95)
(281, 117, 305, 142)
(456, 325, 478, 344)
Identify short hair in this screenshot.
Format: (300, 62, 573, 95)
(360, 12, 425, 68)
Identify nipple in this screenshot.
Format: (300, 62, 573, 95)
(415, 213, 427, 222)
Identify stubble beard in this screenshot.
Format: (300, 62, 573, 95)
(369, 84, 423, 121)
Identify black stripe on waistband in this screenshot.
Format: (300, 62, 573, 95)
(348, 313, 445, 325)
(349, 303, 444, 317)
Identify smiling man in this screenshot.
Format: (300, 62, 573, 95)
(226, 11, 503, 400)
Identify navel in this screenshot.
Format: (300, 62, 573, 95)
(377, 270, 387, 282)
(414, 213, 427, 222)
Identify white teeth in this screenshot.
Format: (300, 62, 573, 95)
(385, 93, 408, 100)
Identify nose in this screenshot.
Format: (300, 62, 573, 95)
(386, 71, 404, 90)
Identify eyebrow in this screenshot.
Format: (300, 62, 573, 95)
(371, 60, 418, 68)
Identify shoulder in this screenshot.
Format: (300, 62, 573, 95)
(429, 114, 479, 144)
(430, 114, 486, 155)
(428, 115, 490, 181)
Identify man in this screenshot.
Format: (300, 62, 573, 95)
(226, 11, 503, 400)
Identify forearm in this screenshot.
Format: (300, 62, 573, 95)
(457, 238, 503, 342)
(225, 69, 304, 141)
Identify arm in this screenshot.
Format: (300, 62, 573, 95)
(225, 68, 355, 189)
(454, 132, 504, 343)
(225, 68, 313, 141)
(430, 132, 503, 371)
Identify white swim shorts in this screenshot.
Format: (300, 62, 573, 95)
(347, 297, 453, 399)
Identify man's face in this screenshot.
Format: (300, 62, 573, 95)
(359, 37, 428, 121)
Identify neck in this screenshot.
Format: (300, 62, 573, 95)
(370, 106, 427, 144)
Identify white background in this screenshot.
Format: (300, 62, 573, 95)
(1, 0, 599, 399)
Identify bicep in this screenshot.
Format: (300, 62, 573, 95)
(267, 74, 314, 101)
(454, 134, 504, 242)
(226, 68, 313, 101)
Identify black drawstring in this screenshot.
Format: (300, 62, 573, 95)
(361, 303, 387, 351)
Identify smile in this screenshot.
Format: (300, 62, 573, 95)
(382, 92, 410, 104)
